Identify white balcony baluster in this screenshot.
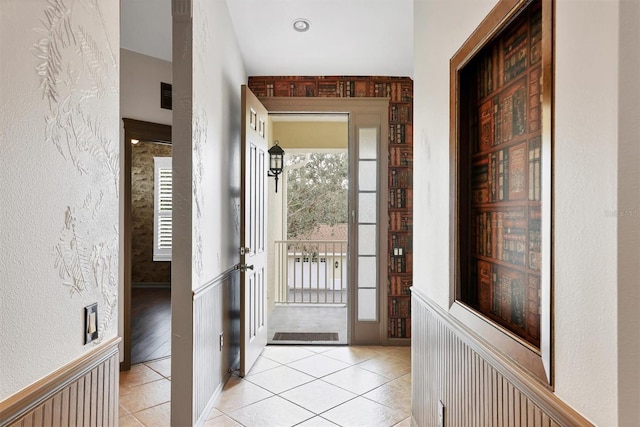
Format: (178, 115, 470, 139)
(274, 240, 348, 305)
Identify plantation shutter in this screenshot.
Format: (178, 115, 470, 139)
(154, 156, 172, 261)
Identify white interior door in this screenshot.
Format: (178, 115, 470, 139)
(240, 85, 269, 376)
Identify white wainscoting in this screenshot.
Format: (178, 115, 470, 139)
(411, 290, 592, 426)
(1, 338, 120, 427)
(192, 270, 240, 424)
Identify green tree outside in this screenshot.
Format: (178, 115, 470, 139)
(286, 152, 348, 239)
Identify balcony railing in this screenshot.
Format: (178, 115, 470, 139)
(274, 240, 348, 305)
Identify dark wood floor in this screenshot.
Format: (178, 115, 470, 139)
(131, 287, 171, 365)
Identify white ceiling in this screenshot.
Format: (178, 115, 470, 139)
(121, 0, 173, 62)
(121, 0, 414, 78)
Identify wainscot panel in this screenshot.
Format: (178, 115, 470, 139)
(193, 268, 240, 424)
(411, 290, 593, 426)
(1, 338, 120, 427)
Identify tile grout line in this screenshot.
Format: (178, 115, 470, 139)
(120, 346, 411, 426)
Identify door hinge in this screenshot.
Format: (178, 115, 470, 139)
(234, 263, 254, 272)
(239, 247, 250, 256)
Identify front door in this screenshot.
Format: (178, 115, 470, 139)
(239, 85, 269, 376)
(260, 97, 389, 345)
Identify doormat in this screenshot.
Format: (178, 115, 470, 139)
(273, 332, 339, 341)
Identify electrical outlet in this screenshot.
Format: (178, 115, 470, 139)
(84, 303, 98, 344)
(219, 332, 224, 351)
(438, 400, 445, 427)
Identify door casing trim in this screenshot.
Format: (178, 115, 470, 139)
(121, 118, 172, 371)
(259, 97, 390, 345)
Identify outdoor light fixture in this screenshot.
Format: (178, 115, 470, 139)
(267, 141, 285, 193)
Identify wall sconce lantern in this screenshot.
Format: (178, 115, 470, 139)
(267, 141, 285, 193)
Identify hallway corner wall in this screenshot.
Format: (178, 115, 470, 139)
(170, 0, 247, 425)
(616, 0, 640, 424)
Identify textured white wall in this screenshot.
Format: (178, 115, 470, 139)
(413, 0, 626, 424)
(192, 0, 246, 285)
(413, 0, 497, 308)
(553, 1, 619, 423)
(0, 0, 119, 400)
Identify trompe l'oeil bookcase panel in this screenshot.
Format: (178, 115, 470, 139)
(248, 76, 414, 339)
(460, 2, 543, 347)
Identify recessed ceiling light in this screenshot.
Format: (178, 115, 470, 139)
(292, 18, 310, 32)
(131, 139, 140, 145)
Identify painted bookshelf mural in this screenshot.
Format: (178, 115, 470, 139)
(248, 76, 414, 339)
(462, 3, 543, 347)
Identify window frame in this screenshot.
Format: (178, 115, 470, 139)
(153, 156, 173, 262)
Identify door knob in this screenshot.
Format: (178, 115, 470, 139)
(235, 264, 254, 272)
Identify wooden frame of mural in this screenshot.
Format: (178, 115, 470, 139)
(449, 0, 554, 386)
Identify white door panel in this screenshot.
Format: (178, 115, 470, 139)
(240, 85, 269, 376)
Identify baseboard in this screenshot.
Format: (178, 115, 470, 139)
(194, 372, 230, 427)
(132, 282, 171, 288)
(230, 353, 240, 373)
(0, 337, 121, 426)
(385, 337, 411, 346)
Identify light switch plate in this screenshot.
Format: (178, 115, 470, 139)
(84, 303, 98, 344)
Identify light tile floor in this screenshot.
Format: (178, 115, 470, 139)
(119, 345, 411, 427)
